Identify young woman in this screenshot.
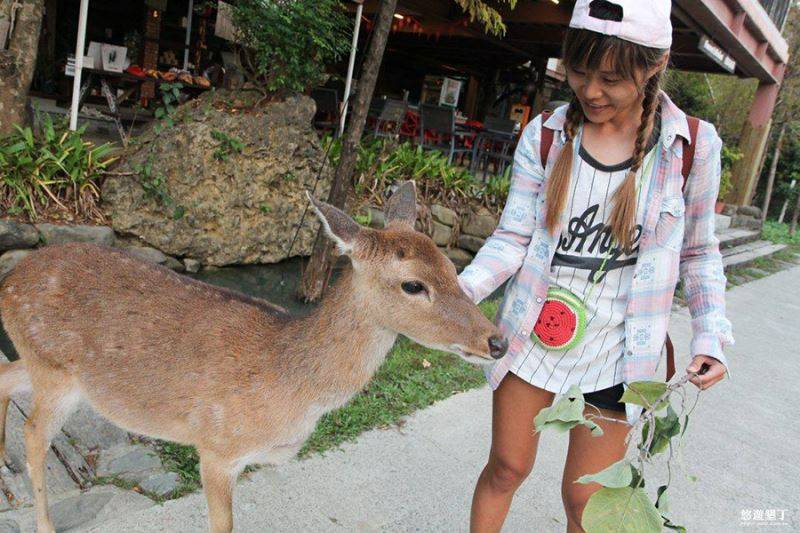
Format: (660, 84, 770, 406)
(457, 1, 735, 531)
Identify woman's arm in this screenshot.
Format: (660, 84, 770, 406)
(457, 114, 547, 304)
(679, 122, 735, 376)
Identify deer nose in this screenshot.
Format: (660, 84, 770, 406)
(488, 335, 508, 359)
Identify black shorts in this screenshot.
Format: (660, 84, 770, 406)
(583, 382, 626, 412)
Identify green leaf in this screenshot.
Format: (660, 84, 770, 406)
(642, 405, 681, 456)
(663, 516, 687, 532)
(582, 487, 663, 533)
(655, 485, 669, 513)
(620, 381, 669, 411)
(576, 459, 633, 488)
(533, 384, 585, 433)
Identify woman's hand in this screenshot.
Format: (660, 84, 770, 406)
(686, 355, 727, 390)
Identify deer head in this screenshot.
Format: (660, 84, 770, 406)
(308, 181, 508, 364)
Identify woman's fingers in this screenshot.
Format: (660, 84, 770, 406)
(686, 356, 727, 390)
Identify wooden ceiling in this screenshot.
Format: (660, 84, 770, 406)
(349, 0, 781, 79)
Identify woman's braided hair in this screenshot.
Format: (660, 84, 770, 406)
(545, 28, 667, 253)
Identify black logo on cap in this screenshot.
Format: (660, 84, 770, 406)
(589, 0, 624, 22)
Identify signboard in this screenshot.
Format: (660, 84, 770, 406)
(439, 77, 462, 107)
(698, 35, 736, 73)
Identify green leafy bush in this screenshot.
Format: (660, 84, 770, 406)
(230, 0, 349, 96)
(0, 115, 115, 222)
(719, 145, 742, 201)
(322, 136, 511, 214)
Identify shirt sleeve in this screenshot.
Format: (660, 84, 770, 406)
(457, 113, 547, 304)
(679, 121, 735, 373)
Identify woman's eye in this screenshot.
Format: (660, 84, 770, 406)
(603, 78, 621, 84)
(401, 281, 427, 295)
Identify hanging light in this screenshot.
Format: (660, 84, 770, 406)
(394, 13, 404, 20)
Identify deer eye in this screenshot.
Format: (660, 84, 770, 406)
(401, 281, 427, 295)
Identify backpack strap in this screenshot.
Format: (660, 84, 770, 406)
(681, 115, 700, 190)
(540, 110, 554, 170)
(664, 115, 700, 382)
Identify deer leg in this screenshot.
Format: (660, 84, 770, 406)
(24, 385, 79, 533)
(200, 451, 237, 533)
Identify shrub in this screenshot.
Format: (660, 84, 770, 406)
(230, 0, 350, 96)
(0, 115, 116, 222)
(322, 136, 511, 215)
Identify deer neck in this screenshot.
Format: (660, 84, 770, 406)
(296, 265, 397, 397)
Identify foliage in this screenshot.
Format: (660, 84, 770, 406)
(154, 82, 183, 134)
(133, 157, 185, 220)
(322, 135, 511, 214)
(535, 375, 707, 533)
(453, 0, 518, 36)
(229, 0, 349, 96)
(664, 70, 757, 147)
(156, 297, 500, 495)
(762, 220, 800, 245)
(0, 113, 115, 222)
(210, 130, 245, 161)
(719, 145, 742, 201)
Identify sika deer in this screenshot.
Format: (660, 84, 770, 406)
(0, 181, 507, 533)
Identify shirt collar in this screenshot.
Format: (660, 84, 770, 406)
(542, 90, 691, 149)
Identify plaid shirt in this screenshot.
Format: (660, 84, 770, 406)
(458, 91, 735, 424)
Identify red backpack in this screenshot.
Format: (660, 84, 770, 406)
(538, 111, 701, 381)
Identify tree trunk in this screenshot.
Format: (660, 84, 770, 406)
(298, 0, 398, 302)
(0, 0, 44, 135)
(761, 122, 787, 223)
(778, 179, 796, 223)
(790, 181, 800, 235)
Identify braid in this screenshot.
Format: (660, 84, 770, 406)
(545, 98, 583, 235)
(607, 73, 663, 253)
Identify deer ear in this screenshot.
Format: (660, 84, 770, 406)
(307, 192, 361, 254)
(384, 181, 418, 227)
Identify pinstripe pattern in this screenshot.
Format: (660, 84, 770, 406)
(457, 91, 735, 425)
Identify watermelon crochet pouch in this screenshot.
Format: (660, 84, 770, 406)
(532, 286, 587, 351)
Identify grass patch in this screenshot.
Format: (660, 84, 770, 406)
(155, 298, 500, 494)
(762, 220, 800, 246)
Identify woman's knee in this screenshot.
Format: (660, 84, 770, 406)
(484, 455, 533, 493)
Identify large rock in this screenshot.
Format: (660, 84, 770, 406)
(458, 234, 485, 254)
(103, 90, 332, 266)
(441, 247, 474, 271)
(0, 250, 30, 281)
(430, 204, 458, 227)
(95, 444, 164, 483)
(124, 246, 184, 272)
(737, 205, 762, 218)
(139, 472, 180, 497)
(0, 221, 38, 250)
(35, 224, 115, 247)
(431, 221, 452, 246)
(461, 209, 497, 239)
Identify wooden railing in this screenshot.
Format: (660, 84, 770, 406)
(759, 0, 792, 30)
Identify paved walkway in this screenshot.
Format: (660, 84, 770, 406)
(79, 266, 800, 532)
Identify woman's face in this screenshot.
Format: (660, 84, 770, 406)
(565, 55, 662, 124)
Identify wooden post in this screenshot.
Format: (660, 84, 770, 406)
(725, 80, 781, 206)
(298, 0, 399, 302)
(760, 122, 786, 222)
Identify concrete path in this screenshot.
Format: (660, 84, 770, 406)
(84, 266, 800, 532)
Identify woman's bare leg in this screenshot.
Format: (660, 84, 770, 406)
(470, 373, 555, 533)
(561, 405, 630, 532)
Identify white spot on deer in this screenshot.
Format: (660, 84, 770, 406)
(210, 403, 225, 427)
(47, 276, 59, 290)
(5, 286, 14, 294)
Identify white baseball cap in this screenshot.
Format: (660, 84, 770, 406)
(569, 0, 673, 49)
